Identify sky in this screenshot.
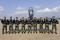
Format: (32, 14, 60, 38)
(0, 0, 60, 18)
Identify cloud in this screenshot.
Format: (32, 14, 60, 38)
(0, 6, 4, 12)
(33, 6, 41, 9)
(0, 6, 4, 14)
(37, 6, 60, 13)
(14, 7, 28, 15)
(12, 7, 29, 18)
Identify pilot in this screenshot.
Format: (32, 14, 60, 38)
(33, 17, 37, 33)
(39, 17, 44, 33)
(21, 17, 26, 33)
(44, 17, 50, 33)
(15, 17, 20, 33)
(9, 16, 13, 34)
(1, 16, 7, 34)
(51, 16, 58, 34)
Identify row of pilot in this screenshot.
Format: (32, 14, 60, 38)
(0, 16, 59, 34)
